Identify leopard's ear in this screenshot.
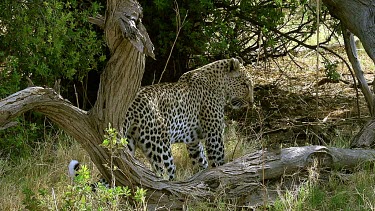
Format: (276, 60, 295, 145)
(229, 58, 241, 72)
(235, 56, 244, 64)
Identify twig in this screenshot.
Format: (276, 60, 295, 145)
(88, 14, 105, 29)
(0, 121, 18, 130)
(256, 31, 263, 66)
(315, 0, 321, 119)
(73, 84, 79, 108)
(51, 188, 58, 211)
(156, 1, 188, 84)
(26, 76, 35, 87)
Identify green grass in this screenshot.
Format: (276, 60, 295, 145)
(0, 133, 103, 210)
(2, 123, 375, 210)
(271, 166, 375, 211)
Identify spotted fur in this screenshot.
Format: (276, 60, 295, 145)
(123, 58, 253, 180)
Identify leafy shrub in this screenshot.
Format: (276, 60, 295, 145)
(0, 0, 105, 158)
(0, 0, 105, 93)
(21, 126, 148, 210)
(323, 59, 340, 82)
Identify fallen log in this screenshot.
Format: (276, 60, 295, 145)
(351, 119, 375, 148)
(138, 145, 375, 209)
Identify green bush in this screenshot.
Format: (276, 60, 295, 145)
(0, 0, 105, 158)
(0, 0, 105, 95)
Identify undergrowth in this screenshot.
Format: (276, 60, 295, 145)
(1, 123, 375, 210)
(0, 128, 147, 211)
(271, 162, 375, 211)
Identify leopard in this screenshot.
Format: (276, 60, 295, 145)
(123, 58, 254, 180)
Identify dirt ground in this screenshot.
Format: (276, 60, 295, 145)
(227, 48, 374, 150)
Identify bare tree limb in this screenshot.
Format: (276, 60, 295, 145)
(342, 26, 375, 116)
(88, 14, 105, 29)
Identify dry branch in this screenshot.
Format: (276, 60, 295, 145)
(342, 26, 375, 116)
(105, 116, 375, 208)
(141, 146, 375, 208)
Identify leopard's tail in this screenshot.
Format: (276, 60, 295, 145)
(68, 160, 110, 190)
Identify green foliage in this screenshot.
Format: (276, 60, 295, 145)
(101, 124, 128, 150)
(101, 124, 128, 187)
(0, 117, 43, 159)
(323, 59, 340, 82)
(134, 187, 147, 202)
(0, 0, 105, 159)
(0, 0, 105, 94)
(59, 165, 132, 210)
(22, 187, 42, 211)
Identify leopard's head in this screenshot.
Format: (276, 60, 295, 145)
(225, 59, 254, 109)
(178, 58, 254, 108)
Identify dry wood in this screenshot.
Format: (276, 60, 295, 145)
(351, 118, 375, 148)
(323, 0, 375, 116)
(323, 0, 375, 64)
(342, 26, 375, 116)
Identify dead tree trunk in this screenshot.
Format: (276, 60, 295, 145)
(322, 0, 375, 64)
(322, 0, 375, 147)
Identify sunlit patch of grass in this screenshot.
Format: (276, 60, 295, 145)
(270, 158, 375, 211)
(225, 119, 260, 161)
(172, 143, 195, 180)
(0, 133, 96, 210)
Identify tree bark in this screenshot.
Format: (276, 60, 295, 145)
(342, 26, 375, 116)
(351, 118, 375, 148)
(323, 0, 375, 64)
